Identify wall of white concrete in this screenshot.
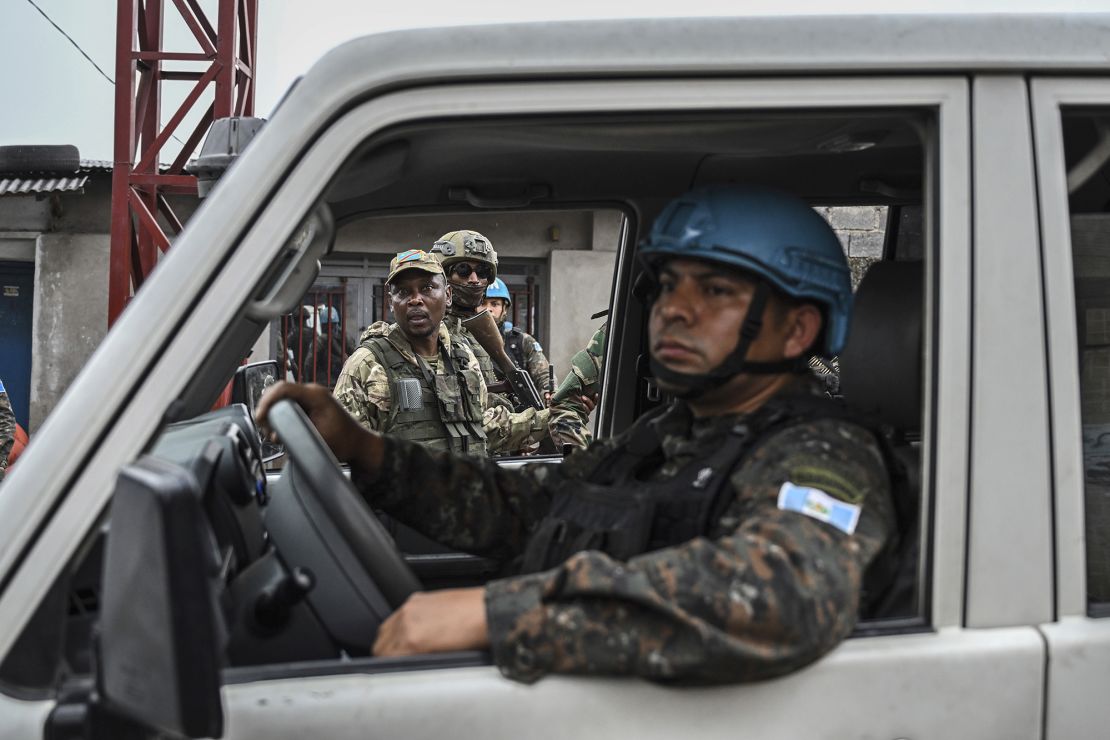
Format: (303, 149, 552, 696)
(547, 250, 617, 377)
(30, 233, 110, 430)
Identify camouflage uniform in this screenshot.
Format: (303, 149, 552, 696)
(0, 379, 14, 483)
(354, 378, 895, 684)
(444, 308, 552, 455)
(333, 321, 488, 455)
(548, 324, 607, 450)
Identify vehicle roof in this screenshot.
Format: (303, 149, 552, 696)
(302, 14, 1110, 96)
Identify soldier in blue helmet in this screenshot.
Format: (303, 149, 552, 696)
(481, 278, 553, 402)
(258, 185, 897, 684)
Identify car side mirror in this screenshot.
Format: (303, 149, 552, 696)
(96, 457, 227, 739)
(232, 360, 283, 461)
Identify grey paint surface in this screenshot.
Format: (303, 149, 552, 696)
(967, 76, 1054, 627)
(30, 233, 109, 431)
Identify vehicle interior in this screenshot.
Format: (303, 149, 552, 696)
(1061, 109, 1110, 613)
(0, 106, 932, 699)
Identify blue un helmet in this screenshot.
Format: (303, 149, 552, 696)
(485, 277, 512, 306)
(638, 185, 853, 395)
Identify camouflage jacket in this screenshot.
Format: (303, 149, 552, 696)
(333, 322, 487, 434)
(0, 382, 14, 483)
(548, 324, 607, 450)
(443, 309, 551, 455)
(502, 327, 552, 393)
(354, 379, 895, 684)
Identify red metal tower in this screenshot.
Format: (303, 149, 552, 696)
(109, 0, 258, 324)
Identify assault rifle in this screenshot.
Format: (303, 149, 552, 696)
(462, 309, 545, 411)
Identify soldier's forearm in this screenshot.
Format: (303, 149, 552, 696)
(353, 436, 553, 558)
(485, 511, 867, 684)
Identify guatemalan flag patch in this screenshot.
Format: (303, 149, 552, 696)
(777, 481, 861, 535)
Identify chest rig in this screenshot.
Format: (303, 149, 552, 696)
(362, 334, 487, 456)
(503, 327, 527, 371)
(520, 399, 807, 574)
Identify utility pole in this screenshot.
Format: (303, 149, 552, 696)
(109, 0, 258, 325)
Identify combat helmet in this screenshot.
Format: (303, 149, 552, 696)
(638, 184, 853, 396)
(430, 230, 498, 280)
(485, 277, 512, 306)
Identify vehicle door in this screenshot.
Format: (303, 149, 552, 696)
(1031, 76, 1110, 739)
(0, 72, 1049, 739)
(213, 74, 1047, 740)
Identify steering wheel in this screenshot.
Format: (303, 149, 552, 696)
(262, 399, 421, 650)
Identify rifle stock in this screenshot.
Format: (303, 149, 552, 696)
(462, 310, 544, 410)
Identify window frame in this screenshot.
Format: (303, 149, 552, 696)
(1032, 77, 1110, 617)
(0, 76, 970, 689)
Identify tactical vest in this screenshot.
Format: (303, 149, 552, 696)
(503, 326, 527, 371)
(362, 334, 487, 456)
(444, 311, 500, 387)
(519, 394, 916, 618)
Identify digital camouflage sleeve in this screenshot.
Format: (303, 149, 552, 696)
(353, 401, 894, 684)
(0, 382, 14, 483)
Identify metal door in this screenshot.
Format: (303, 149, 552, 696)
(0, 262, 33, 428)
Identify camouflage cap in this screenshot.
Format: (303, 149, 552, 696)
(386, 249, 444, 284)
(430, 230, 498, 277)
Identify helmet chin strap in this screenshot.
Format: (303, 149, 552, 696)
(648, 280, 807, 400)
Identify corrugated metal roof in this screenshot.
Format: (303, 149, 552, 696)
(0, 174, 89, 196)
(79, 159, 113, 172)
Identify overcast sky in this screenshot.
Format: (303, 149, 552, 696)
(3, 0, 1110, 162)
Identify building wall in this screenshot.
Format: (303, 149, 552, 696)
(29, 233, 110, 429)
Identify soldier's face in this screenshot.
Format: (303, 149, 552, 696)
(481, 298, 507, 321)
(447, 260, 492, 287)
(389, 271, 449, 340)
(648, 259, 799, 380)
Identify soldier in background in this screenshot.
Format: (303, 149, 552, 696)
(430, 230, 551, 455)
(547, 323, 606, 451)
(332, 250, 487, 455)
(481, 278, 552, 402)
(0, 377, 14, 483)
(259, 185, 897, 685)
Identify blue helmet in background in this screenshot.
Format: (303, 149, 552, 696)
(639, 185, 853, 356)
(485, 278, 512, 305)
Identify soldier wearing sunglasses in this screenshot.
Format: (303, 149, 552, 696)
(431, 230, 553, 456)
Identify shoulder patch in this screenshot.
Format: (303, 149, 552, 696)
(777, 481, 861, 535)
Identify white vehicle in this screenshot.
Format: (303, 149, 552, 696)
(4, 13, 1110, 739)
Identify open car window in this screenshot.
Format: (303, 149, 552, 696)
(3, 79, 948, 698)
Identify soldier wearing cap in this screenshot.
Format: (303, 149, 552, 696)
(260, 185, 898, 684)
(332, 249, 487, 455)
(430, 230, 552, 455)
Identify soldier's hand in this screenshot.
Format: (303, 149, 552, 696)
(255, 381, 382, 473)
(373, 588, 490, 656)
(575, 392, 598, 416)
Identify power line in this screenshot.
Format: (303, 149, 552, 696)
(25, 0, 188, 149)
(25, 0, 115, 85)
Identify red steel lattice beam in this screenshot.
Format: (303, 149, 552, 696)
(109, 0, 258, 325)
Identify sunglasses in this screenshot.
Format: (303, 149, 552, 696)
(449, 263, 493, 281)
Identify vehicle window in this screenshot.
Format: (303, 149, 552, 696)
(1062, 109, 1110, 611)
(3, 105, 935, 694)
